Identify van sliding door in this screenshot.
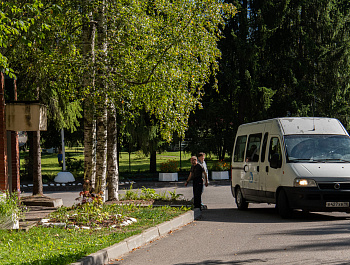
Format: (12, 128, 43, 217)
(243, 133, 262, 198)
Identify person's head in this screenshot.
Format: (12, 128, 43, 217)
(198, 152, 206, 162)
(191, 156, 198, 166)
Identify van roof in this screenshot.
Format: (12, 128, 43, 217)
(240, 117, 348, 135)
(279, 117, 348, 135)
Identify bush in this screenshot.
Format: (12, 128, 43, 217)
(211, 160, 230, 171)
(0, 191, 26, 220)
(42, 173, 56, 182)
(134, 150, 146, 160)
(66, 157, 84, 173)
(159, 159, 178, 173)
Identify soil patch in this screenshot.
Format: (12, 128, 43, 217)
(105, 199, 192, 207)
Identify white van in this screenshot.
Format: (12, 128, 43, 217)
(231, 117, 350, 218)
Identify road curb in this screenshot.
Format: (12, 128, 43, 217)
(70, 208, 201, 265)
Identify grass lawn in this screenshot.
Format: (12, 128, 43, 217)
(0, 205, 189, 265)
(21, 148, 231, 181)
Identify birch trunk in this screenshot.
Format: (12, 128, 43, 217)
(107, 102, 119, 200)
(95, 103, 107, 196)
(82, 8, 96, 191)
(95, 0, 108, 198)
(84, 102, 96, 191)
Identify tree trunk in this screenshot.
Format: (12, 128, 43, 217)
(95, 0, 108, 198)
(27, 132, 33, 181)
(82, 6, 96, 191)
(107, 102, 119, 201)
(95, 102, 107, 196)
(84, 102, 96, 191)
(32, 131, 42, 195)
(150, 151, 157, 173)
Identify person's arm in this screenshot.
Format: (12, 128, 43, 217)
(185, 172, 192, 187)
(203, 161, 209, 181)
(203, 171, 209, 187)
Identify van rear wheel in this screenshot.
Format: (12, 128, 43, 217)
(277, 189, 293, 219)
(236, 187, 248, 210)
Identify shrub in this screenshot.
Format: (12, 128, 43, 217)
(168, 190, 183, 201)
(211, 160, 230, 171)
(66, 157, 84, 173)
(42, 172, 56, 182)
(0, 191, 26, 220)
(159, 159, 178, 173)
(134, 150, 146, 160)
(122, 184, 140, 200)
(139, 187, 161, 200)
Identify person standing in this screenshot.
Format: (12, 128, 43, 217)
(57, 149, 63, 167)
(198, 152, 208, 209)
(185, 156, 208, 209)
(197, 152, 208, 183)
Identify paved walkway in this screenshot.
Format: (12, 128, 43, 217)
(20, 205, 57, 231)
(19, 195, 64, 231)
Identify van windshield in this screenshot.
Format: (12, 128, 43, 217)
(285, 135, 350, 163)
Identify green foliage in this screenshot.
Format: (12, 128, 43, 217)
(66, 157, 84, 174)
(121, 186, 185, 202)
(42, 172, 56, 181)
(122, 184, 140, 200)
(211, 160, 230, 171)
(93, 0, 237, 142)
(139, 187, 161, 200)
(51, 191, 109, 227)
(168, 190, 183, 201)
(159, 159, 178, 173)
(134, 150, 146, 160)
(187, 0, 350, 158)
(0, 1, 55, 77)
(0, 191, 26, 220)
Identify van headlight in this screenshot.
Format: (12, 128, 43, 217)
(294, 178, 317, 187)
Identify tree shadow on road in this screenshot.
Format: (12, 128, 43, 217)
(197, 207, 350, 224)
(174, 258, 268, 265)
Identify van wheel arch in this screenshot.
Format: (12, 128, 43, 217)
(235, 186, 249, 210)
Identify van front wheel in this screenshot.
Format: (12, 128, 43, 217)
(236, 187, 248, 210)
(277, 190, 293, 219)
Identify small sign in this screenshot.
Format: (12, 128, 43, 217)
(6, 102, 47, 131)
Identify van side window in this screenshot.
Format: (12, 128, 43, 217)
(234, 135, 247, 162)
(261, 132, 269, 162)
(268, 137, 282, 168)
(245, 133, 262, 162)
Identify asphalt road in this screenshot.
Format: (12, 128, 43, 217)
(111, 185, 350, 265)
(29, 184, 350, 265)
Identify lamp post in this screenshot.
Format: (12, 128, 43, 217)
(54, 129, 75, 183)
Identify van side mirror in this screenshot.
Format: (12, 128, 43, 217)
(270, 153, 282, 169)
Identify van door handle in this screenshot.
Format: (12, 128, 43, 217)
(266, 166, 269, 173)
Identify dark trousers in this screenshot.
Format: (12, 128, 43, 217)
(193, 180, 203, 208)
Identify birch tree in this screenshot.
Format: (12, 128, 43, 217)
(107, 102, 118, 200)
(94, 0, 108, 197)
(82, 3, 97, 192)
(89, 0, 236, 198)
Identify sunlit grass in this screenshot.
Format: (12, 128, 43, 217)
(20, 148, 229, 178)
(0, 205, 189, 265)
